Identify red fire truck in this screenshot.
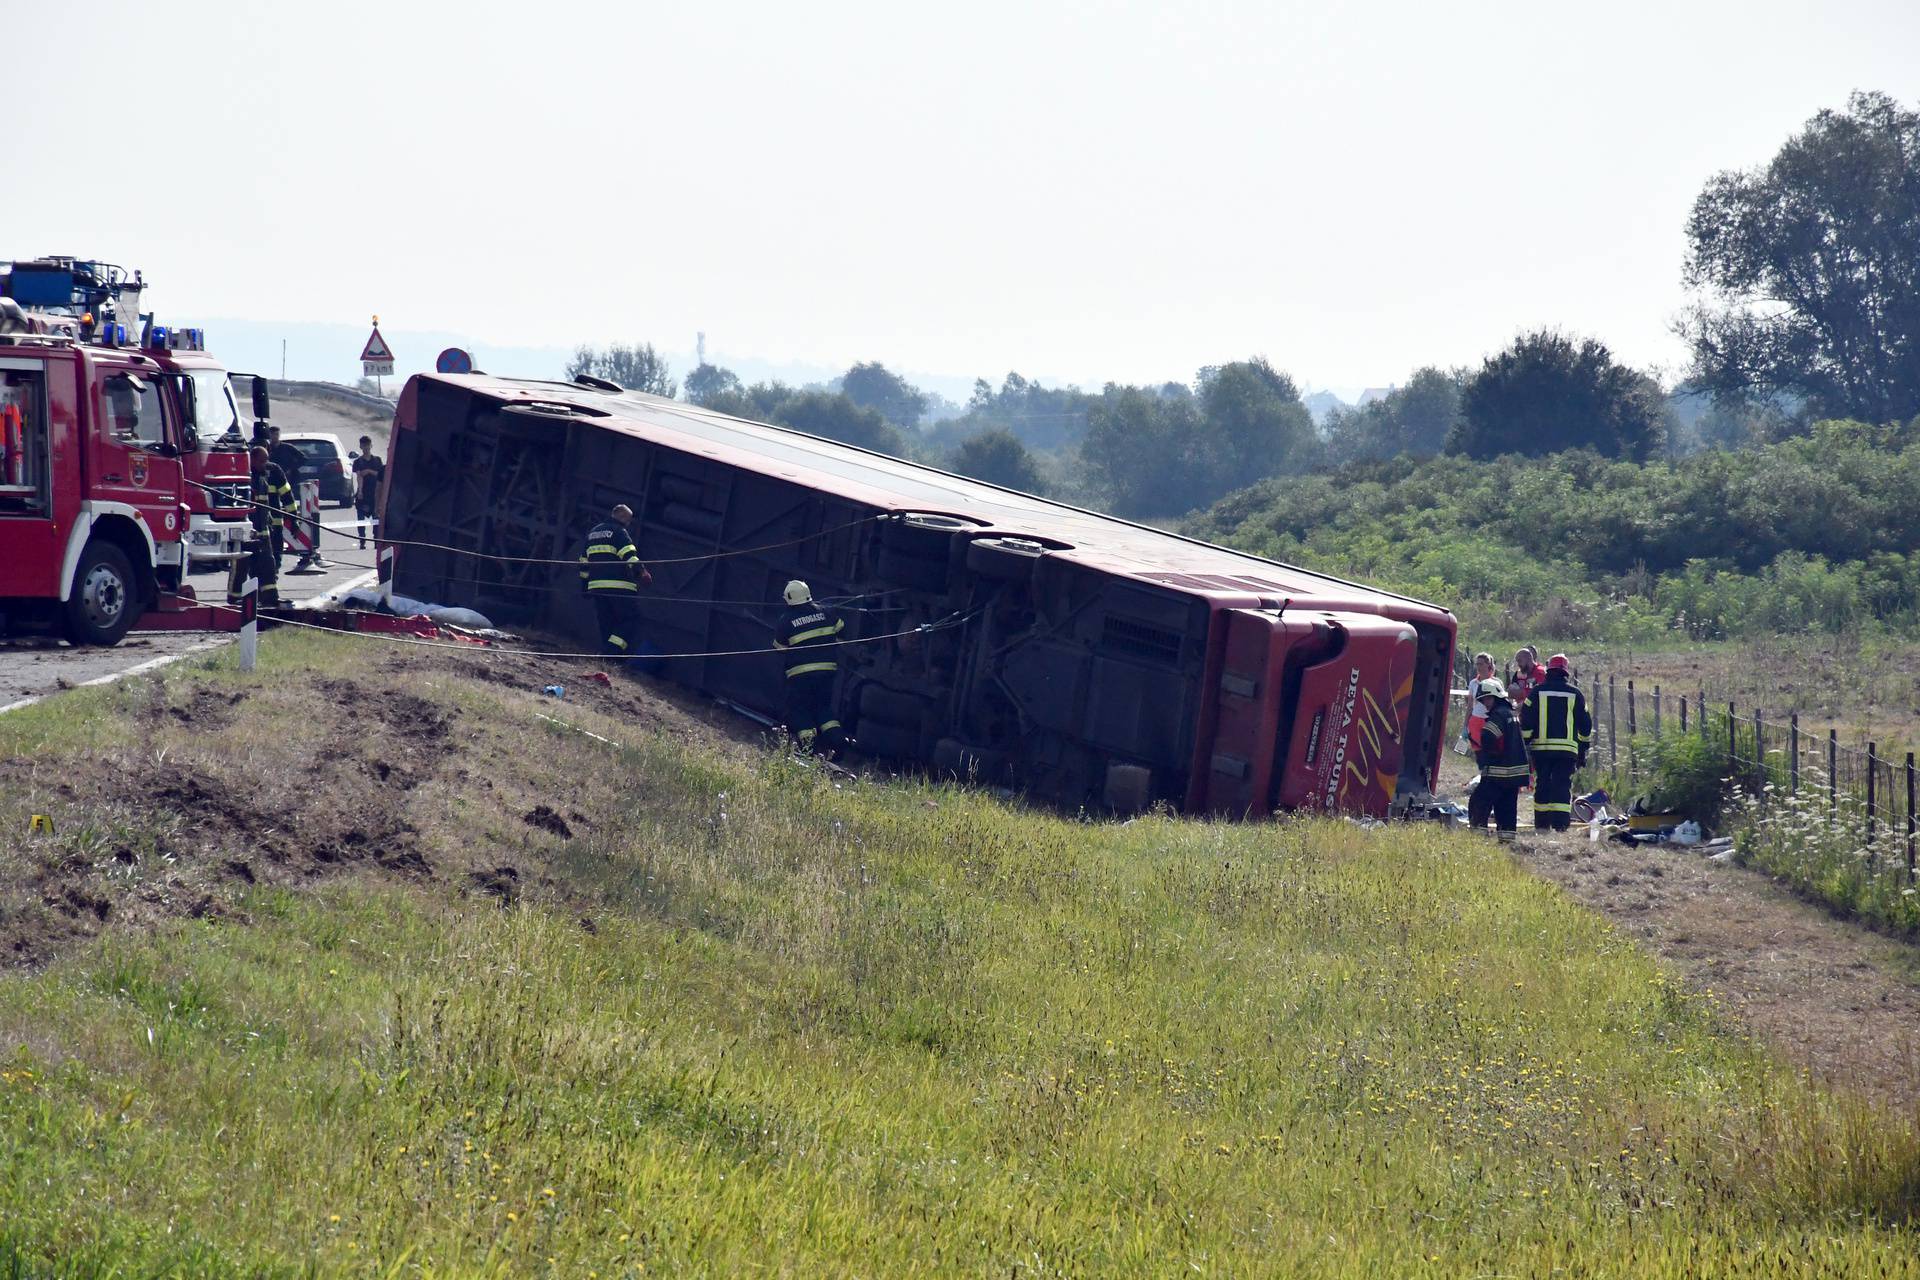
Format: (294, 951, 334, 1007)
(0, 258, 251, 645)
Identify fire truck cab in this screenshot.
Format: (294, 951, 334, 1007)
(1, 258, 253, 646)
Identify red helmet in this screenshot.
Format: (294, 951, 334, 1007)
(1547, 653, 1570, 672)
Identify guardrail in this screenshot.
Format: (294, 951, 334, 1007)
(267, 380, 396, 415)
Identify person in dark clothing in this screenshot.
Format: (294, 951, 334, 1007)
(1521, 653, 1592, 831)
(250, 442, 294, 571)
(773, 580, 849, 756)
(576, 504, 650, 657)
(351, 435, 384, 549)
(1470, 678, 1530, 842)
(229, 446, 282, 608)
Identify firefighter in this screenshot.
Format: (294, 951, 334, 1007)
(230, 446, 281, 608)
(1521, 653, 1592, 831)
(773, 580, 848, 756)
(577, 503, 650, 657)
(248, 442, 294, 571)
(1470, 678, 1529, 842)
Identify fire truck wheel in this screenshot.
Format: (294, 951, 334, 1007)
(65, 542, 140, 647)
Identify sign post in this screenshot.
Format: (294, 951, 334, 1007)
(360, 316, 395, 395)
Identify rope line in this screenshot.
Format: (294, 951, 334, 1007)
(181, 478, 890, 568)
(209, 601, 979, 662)
(264, 551, 903, 612)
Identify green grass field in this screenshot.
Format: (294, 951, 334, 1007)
(0, 634, 1916, 1276)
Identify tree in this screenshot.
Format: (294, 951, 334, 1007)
(1324, 367, 1465, 464)
(1193, 358, 1320, 490)
(1679, 91, 1920, 423)
(566, 343, 677, 397)
(1078, 360, 1318, 517)
(840, 362, 928, 428)
(769, 390, 905, 455)
(1447, 331, 1667, 461)
(684, 362, 742, 407)
(1080, 385, 1203, 516)
(948, 428, 1046, 493)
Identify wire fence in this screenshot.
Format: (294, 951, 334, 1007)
(1583, 672, 1918, 882)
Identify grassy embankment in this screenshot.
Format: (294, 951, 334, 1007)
(0, 631, 1916, 1276)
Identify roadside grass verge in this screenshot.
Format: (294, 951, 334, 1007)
(0, 632, 1916, 1275)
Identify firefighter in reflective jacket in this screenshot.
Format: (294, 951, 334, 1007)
(774, 580, 848, 755)
(1471, 678, 1530, 842)
(577, 504, 651, 657)
(230, 447, 282, 608)
(1521, 653, 1592, 831)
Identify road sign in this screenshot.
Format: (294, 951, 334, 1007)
(361, 318, 395, 380)
(435, 347, 474, 374)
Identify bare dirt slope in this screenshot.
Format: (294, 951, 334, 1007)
(0, 640, 767, 969)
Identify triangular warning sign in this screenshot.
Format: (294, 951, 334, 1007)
(360, 327, 394, 362)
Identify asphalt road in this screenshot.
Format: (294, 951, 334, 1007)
(0, 518, 377, 710)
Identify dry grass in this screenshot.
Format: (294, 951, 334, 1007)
(0, 631, 1916, 1276)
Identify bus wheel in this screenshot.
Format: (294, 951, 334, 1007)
(65, 542, 139, 647)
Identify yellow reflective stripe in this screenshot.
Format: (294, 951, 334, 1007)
(584, 543, 620, 556)
(1530, 743, 1578, 754)
(587, 579, 638, 592)
(788, 622, 843, 645)
(617, 544, 638, 560)
(1536, 692, 1578, 748)
(1484, 765, 1530, 778)
(820, 719, 841, 732)
(786, 661, 837, 677)
(1534, 802, 1572, 813)
(606, 634, 628, 649)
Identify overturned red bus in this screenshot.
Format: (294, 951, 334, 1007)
(380, 373, 1457, 818)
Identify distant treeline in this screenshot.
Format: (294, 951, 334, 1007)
(1184, 419, 1920, 642)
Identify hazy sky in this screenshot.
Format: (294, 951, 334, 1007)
(10, 0, 1917, 394)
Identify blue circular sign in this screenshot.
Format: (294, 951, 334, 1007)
(435, 346, 474, 374)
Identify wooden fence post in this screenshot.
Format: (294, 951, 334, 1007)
(1789, 713, 1799, 794)
(1727, 703, 1737, 771)
(1680, 693, 1688, 734)
(1867, 742, 1878, 853)
(1829, 729, 1838, 815)
(1754, 708, 1766, 784)
(1698, 688, 1707, 737)
(1627, 679, 1637, 736)
(1653, 686, 1661, 738)
(1608, 677, 1618, 765)
(1907, 752, 1916, 882)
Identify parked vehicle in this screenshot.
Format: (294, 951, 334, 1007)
(278, 432, 352, 505)
(1, 257, 246, 644)
(382, 373, 1458, 819)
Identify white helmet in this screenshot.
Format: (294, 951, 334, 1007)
(783, 580, 812, 606)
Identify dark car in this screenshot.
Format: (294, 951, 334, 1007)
(279, 433, 353, 505)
